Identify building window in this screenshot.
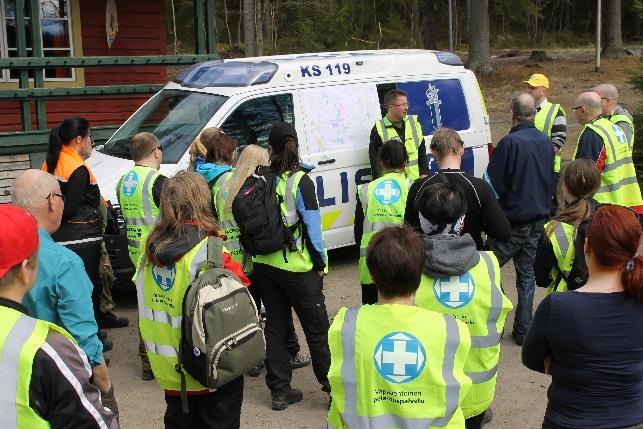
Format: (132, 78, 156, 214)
(0, 0, 74, 81)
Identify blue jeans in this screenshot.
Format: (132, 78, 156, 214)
(487, 220, 544, 339)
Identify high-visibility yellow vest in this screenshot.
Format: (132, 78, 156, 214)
(375, 115, 424, 180)
(211, 171, 250, 272)
(135, 238, 209, 391)
(535, 101, 565, 173)
(357, 172, 410, 284)
(117, 165, 162, 267)
(610, 112, 635, 152)
(544, 221, 575, 294)
(415, 251, 512, 419)
(327, 304, 472, 429)
(253, 171, 326, 273)
(574, 117, 643, 208)
(0, 306, 76, 428)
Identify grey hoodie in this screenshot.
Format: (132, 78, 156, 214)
(423, 233, 480, 278)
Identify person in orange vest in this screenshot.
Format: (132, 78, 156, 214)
(43, 117, 129, 330)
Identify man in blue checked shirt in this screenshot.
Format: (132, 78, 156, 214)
(12, 169, 119, 416)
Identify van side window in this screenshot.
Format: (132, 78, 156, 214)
(221, 94, 294, 150)
(376, 80, 470, 135)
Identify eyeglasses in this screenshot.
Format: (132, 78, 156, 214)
(151, 146, 163, 153)
(600, 97, 612, 102)
(390, 103, 409, 107)
(571, 106, 584, 112)
(46, 192, 64, 202)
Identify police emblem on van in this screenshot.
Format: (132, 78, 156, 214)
(433, 273, 476, 309)
(373, 332, 426, 384)
(152, 264, 176, 292)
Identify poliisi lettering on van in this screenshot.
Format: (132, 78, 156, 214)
(88, 50, 491, 284)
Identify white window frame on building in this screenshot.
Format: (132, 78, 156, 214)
(0, 0, 75, 82)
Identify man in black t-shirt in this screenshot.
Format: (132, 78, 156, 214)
(405, 128, 511, 250)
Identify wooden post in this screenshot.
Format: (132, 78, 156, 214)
(30, 0, 46, 130)
(16, 0, 32, 131)
(595, 0, 601, 72)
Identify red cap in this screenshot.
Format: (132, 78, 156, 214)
(0, 204, 39, 278)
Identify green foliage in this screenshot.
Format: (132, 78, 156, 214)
(628, 57, 643, 185)
(167, 0, 642, 55)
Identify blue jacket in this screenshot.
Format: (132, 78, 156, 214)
(484, 122, 554, 224)
(195, 162, 232, 184)
(24, 228, 103, 366)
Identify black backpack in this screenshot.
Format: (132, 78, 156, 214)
(231, 167, 297, 260)
(555, 219, 589, 291)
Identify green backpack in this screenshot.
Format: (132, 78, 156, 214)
(176, 236, 265, 412)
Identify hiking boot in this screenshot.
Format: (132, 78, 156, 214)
(482, 408, 493, 425)
(248, 362, 264, 377)
(271, 387, 303, 411)
(98, 311, 129, 329)
(100, 335, 113, 353)
(98, 330, 113, 352)
(141, 367, 155, 381)
(290, 353, 311, 369)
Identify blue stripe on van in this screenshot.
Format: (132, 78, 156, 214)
(426, 147, 474, 175)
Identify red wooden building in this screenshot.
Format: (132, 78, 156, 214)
(0, 0, 168, 132)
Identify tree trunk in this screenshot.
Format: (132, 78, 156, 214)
(263, 0, 273, 52)
(244, 0, 257, 57)
(256, 0, 263, 55)
(602, 0, 625, 59)
(466, 0, 492, 74)
(422, 0, 437, 50)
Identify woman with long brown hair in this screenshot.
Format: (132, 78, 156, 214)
(523, 205, 643, 429)
(136, 171, 249, 428)
(534, 158, 601, 293)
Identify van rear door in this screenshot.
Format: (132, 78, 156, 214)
(296, 83, 381, 250)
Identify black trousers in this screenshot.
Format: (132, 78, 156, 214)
(66, 241, 103, 320)
(164, 376, 243, 429)
(248, 279, 300, 358)
(252, 263, 331, 392)
(465, 410, 486, 429)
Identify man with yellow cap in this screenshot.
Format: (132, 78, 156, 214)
(524, 74, 567, 178)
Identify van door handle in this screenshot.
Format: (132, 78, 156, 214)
(318, 158, 336, 165)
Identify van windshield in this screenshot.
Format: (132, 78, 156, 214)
(99, 89, 228, 164)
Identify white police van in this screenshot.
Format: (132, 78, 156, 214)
(90, 49, 491, 253)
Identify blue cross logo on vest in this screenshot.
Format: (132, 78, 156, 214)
(612, 124, 627, 145)
(433, 273, 476, 309)
(374, 180, 402, 205)
(152, 264, 176, 292)
(373, 332, 426, 384)
(122, 171, 139, 197)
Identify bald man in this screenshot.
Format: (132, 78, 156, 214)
(593, 83, 635, 151)
(484, 92, 555, 345)
(573, 92, 643, 213)
(12, 169, 119, 416)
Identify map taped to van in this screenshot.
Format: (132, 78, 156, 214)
(398, 79, 470, 134)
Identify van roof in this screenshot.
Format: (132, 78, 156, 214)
(173, 49, 464, 89)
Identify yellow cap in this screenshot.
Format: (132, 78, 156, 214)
(524, 73, 549, 89)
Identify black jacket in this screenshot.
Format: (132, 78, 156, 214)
(405, 169, 512, 249)
(485, 122, 555, 224)
(0, 298, 119, 429)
